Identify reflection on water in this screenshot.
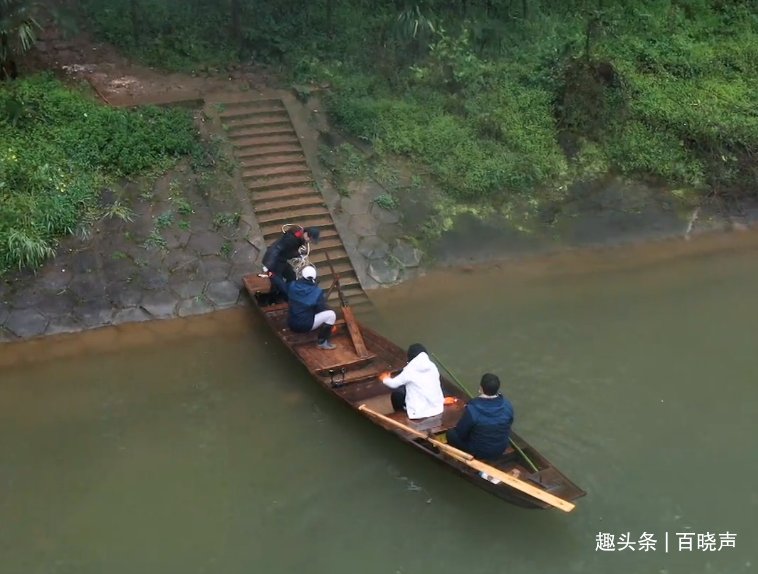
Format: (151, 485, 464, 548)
(1, 231, 757, 574)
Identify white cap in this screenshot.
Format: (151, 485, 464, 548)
(301, 265, 317, 280)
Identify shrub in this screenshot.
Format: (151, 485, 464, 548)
(0, 75, 200, 272)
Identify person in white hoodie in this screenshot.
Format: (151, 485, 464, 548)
(380, 343, 445, 420)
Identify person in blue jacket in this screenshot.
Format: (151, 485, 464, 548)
(446, 373, 514, 460)
(273, 264, 337, 350)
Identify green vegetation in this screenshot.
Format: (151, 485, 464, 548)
(0, 0, 40, 79)
(74, 0, 756, 212)
(0, 75, 200, 272)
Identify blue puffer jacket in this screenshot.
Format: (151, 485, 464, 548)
(453, 395, 514, 460)
(285, 278, 327, 332)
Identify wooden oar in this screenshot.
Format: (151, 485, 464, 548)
(430, 353, 541, 474)
(358, 404, 575, 512)
(324, 251, 370, 358)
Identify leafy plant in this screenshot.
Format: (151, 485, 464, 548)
(212, 211, 240, 229)
(374, 193, 398, 211)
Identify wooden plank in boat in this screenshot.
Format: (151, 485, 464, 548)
(294, 334, 376, 373)
(385, 401, 466, 435)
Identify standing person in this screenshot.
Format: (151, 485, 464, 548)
(261, 225, 320, 283)
(277, 265, 337, 350)
(380, 344, 444, 420)
(446, 373, 514, 460)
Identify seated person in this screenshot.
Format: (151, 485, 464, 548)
(446, 373, 514, 460)
(275, 264, 336, 350)
(262, 225, 320, 284)
(380, 343, 444, 420)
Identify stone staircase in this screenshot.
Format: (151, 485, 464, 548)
(217, 97, 370, 308)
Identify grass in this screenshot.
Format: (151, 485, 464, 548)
(0, 75, 201, 273)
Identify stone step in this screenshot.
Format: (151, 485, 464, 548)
(256, 206, 331, 225)
(220, 107, 289, 122)
(313, 259, 354, 278)
(234, 143, 304, 160)
(308, 248, 350, 266)
(232, 134, 300, 148)
(308, 237, 345, 252)
(261, 218, 335, 239)
(247, 174, 313, 192)
(243, 164, 311, 180)
(223, 115, 290, 130)
(251, 186, 317, 203)
(240, 153, 305, 169)
(217, 98, 284, 113)
(254, 195, 326, 214)
(228, 126, 296, 140)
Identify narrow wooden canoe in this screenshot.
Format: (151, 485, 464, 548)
(242, 273, 586, 510)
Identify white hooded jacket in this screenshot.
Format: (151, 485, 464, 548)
(382, 352, 445, 419)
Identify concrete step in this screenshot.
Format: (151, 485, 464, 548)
(229, 126, 296, 140)
(243, 165, 311, 180)
(240, 154, 305, 169)
(235, 143, 304, 160)
(232, 134, 300, 148)
(257, 206, 331, 225)
(254, 195, 326, 214)
(247, 174, 313, 192)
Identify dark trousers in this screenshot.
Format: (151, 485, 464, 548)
(446, 428, 470, 453)
(390, 387, 406, 412)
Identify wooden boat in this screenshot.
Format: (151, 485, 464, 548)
(242, 272, 586, 511)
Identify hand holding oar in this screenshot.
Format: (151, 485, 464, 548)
(358, 405, 575, 513)
(430, 353, 540, 474)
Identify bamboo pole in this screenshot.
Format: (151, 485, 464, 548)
(358, 405, 575, 513)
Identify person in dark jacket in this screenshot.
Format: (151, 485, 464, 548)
(262, 225, 320, 283)
(275, 264, 337, 350)
(446, 373, 514, 460)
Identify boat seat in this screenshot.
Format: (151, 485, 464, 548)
(386, 401, 466, 435)
(276, 320, 347, 345)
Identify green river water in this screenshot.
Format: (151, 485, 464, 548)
(1, 231, 756, 574)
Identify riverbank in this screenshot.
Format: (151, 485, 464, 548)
(2, 28, 757, 344)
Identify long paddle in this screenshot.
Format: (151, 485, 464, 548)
(357, 405, 575, 512)
(430, 353, 540, 474)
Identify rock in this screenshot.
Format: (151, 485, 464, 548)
(140, 291, 178, 318)
(45, 316, 82, 335)
(341, 195, 373, 216)
(200, 256, 232, 281)
(370, 202, 401, 224)
(349, 214, 379, 237)
(177, 297, 214, 317)
(357, 236, 390, 260)
(112, 307, 152, 325)
(392, 241, 423, 268)
(205, 280, 240, 307)
(368, 258, 400, 284)
(187, 231, 225, 257)
(4, 309, 49, 338)
(170, 280, 206, 299)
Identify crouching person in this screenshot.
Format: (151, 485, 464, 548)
(280, 265, 337, 350)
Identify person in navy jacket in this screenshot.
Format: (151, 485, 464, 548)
(275, 264, 337, 350)
(446, 373, 514, 460)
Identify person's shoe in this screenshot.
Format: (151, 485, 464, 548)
(317, 340, 336, 350)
